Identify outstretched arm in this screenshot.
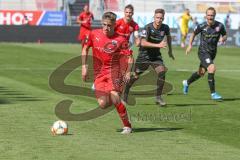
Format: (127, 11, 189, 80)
(77, 15, 82, 24)
(77, 14, 87, 25)
(166, 35, 174, 60)
(141, 38, 167, 49)
(219, 34, 227, 45)
(124, 54, 134, 83)
(133, 31, 140, 47)
(81, 45, 90, 81)
(185, 32, 196, 55)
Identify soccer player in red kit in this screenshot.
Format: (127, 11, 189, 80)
(115, 4, 140, 46)
(77, 4, 94, 45)
(91, 4, 139, 92)
(82, 12, 133, 134)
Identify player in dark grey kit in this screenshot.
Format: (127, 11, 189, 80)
(183, 7, 227, 100)
(123, 8, 174, 106)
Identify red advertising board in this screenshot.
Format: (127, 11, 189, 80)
(0, 10, 66, 26)
(0, 10, 42, 25)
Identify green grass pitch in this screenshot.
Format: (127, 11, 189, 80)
(0, 43, 240, 160)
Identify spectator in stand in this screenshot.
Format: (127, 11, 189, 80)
(224, 12, 231, 33)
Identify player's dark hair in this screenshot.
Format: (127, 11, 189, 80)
(155, 8, 165, 15)
(84, 4, 89, 8)
(125, 4, 134, 11)
(206, 7, 216, 15)
(102, 12, 117, 22)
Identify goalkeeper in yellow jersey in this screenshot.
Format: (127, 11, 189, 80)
(179, 9, 193, 48)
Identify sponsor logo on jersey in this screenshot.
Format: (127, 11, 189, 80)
(112, 40, 118, 45)
(215, 26, 220, 32)
(95, 37, 100, 42)
(160, 31, 165, 36)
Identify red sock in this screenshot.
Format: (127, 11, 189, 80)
(115, 102, 131, 128)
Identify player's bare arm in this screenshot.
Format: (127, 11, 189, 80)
(166, 35, 174, 60)
(219, 34, 227, 45)
(190, 16, 193, 21)
(124, 54, 134, 83)
(81, 45, 90, 81)
(141, 38, 167, 49)
(186, 33, 196, 55)
(77, 18, 82, 24)
(77, 17, 87, 24)
(134, 31, 140, 46)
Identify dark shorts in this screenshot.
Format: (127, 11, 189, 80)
(134, 55, 165, 75)
(198, 53, 216, 69)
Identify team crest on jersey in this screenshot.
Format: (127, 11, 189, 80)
(112, 40, 118, 45)
(215, 26, 220, 32)
(160, 31, 165, 36)
(120, 25, 124, 30)
(103, 40, 118, 54)
(95, 37, 100, 42)
(129, 26, 133, 32)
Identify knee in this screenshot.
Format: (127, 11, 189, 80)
(110, 91, 121, 105)
(158, 66, 168, 73)
(162, 67, 168, 74)
(197, 71, 205, 76)
(208, 65, 216, 73)
(158, 67, 167, 76)
(197, 68, 206, 76)
(98, 99, 109, 109)
(133, 72, 139, 80)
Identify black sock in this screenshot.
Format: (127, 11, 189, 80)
(123, 75, 138, 102)
(156, 71, 165, 98)
(187, 72, 201, 85)
(208, 73, 215, 94)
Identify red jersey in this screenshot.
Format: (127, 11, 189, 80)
(115, 18, 139, 40)
(86, 29, 132, 78)
(78, 11, 94, 29)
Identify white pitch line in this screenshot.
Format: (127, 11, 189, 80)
(176, 69, 240, 72)
(0, 68, 87, 71)
(0, 68, 240, 72)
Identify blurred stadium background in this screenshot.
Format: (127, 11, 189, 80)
(0, 0, 240, 45)
(1, 1, 240, 159)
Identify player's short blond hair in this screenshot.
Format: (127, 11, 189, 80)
(102, 12, 117, 22)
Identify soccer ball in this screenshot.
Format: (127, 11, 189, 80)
(51, 120, 68, 135)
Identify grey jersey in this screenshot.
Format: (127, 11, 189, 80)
(194, 21, 226, 56)
(139, 22, 170, 58)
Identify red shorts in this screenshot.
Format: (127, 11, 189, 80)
(78, 27, 91, 41)
(94, 55, 129, 98)
(94, 71, 124, 98)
